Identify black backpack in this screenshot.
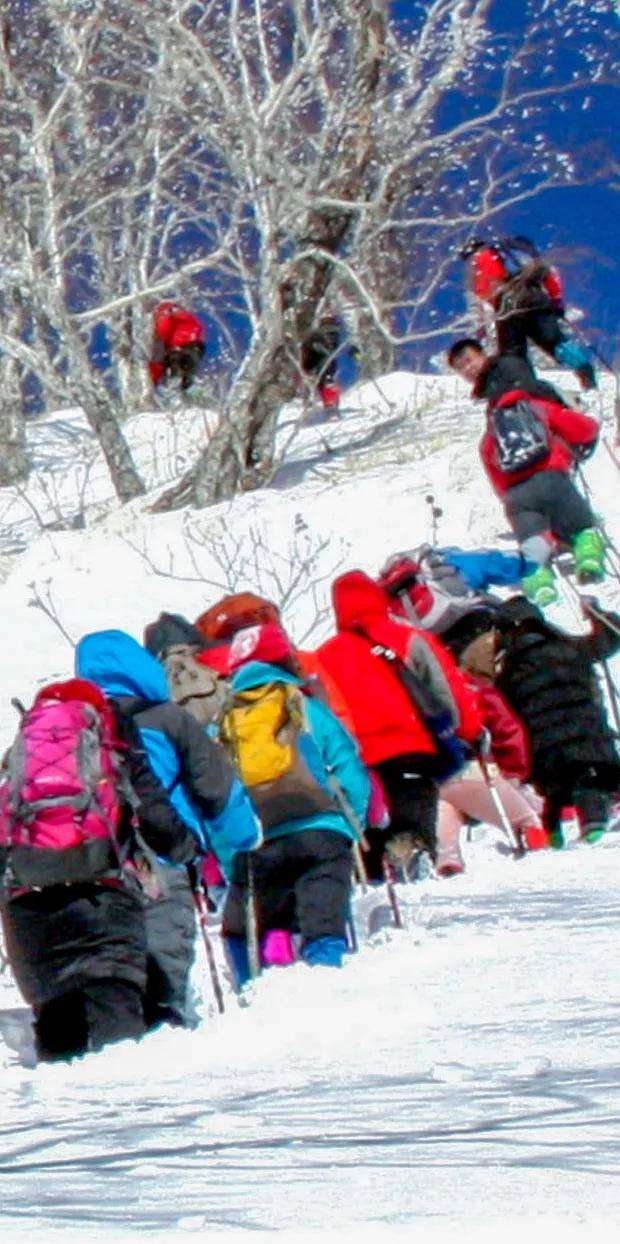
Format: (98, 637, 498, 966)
(492, 399, 550, 474)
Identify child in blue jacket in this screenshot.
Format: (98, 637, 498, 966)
(219, 624, 370, 986)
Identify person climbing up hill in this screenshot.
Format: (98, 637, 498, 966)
(448, 338, 603, 606)
(216, 621, 370, 986)
(194, 591, 355, 732)
(317, 571, 483, 878)
(461, 235, 596, 389)
(494, 596, 620, 845)
(75, 629, 260, 1030)
(300, 315, 342, 412)
(0, 677, 199, 1062)
(149, 301, 206, 391)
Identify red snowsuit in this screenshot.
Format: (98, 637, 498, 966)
(317, 571, 482, 768)
(149, 304, 205, 385)
(479, 389, 598, 497)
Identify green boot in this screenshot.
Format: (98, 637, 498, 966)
(581, 823, 607, 845)
(572, 527, 605, 583)
(521, 564, 558, 607)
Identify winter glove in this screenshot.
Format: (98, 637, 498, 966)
(574, 439, 598, 463)
(427, 709, 469, 781)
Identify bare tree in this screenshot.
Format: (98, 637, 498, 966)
(0, 2, 616, 506)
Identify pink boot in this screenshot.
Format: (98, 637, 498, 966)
(261, 929, 296, 967)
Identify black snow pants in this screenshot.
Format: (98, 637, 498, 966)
(364, 757, 438, 880)
(222, 829, 353, 947)
(1, 882, 147, 1062)
(142, 863, 198, 1030)
(168, 341, 205, 389)
(495, 285, 567, 361)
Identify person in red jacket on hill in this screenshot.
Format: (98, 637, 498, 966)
(448, 338, 603, 607)
(461, 236, 596, 390)
(149, 301, 206, 391)
(317, 570, 483, 877)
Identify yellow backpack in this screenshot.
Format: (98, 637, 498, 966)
(220, 682, 335, 828)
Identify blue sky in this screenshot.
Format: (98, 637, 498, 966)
(390, 1, 620, 369)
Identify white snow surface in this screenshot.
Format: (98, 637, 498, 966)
(0, 370, 619, 1241)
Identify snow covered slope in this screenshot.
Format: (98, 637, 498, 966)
(0, 370, 619, 1242)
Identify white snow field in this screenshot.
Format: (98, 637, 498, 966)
(0, 370, 619, 1242)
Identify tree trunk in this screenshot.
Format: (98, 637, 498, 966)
(78, 386, 146, 504)
(0, 355, 28, 485)
(152, 1, 387, 513)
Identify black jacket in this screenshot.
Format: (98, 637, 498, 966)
(496, 601, 620, 785)
(474, 353, 566, 407)
(115, 696, 235, 848)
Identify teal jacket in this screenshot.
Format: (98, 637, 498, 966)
(228, 661, 370, 842)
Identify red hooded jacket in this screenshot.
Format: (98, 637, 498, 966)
(480, 389, 598, 496)
(317, 571, 482, 768)
(149, 303, 205, 384)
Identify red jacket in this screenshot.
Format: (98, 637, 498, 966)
(480, 389, 598, 496)
(317, 571, 482, 768)
(149, 303, 205, 384)
(153, 304, 205, 351)
(467, 675, 530, 780)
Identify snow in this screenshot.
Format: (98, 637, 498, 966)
(0, 369, 619, 1241)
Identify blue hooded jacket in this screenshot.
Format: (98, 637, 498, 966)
(75, 629, 261, 877)
(227, 661, 370, 842)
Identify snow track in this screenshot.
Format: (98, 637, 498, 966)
(1, 835, 619, 1240)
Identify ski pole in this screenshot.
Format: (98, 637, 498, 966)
(326, 771, 369, 891)
(381, 853, 404, 928)
(245, 855, 261, 981)
(425, 494, 443, 547)
(601, 659, 620, 738)
(187, 863, 225, 1015)
(476, 756, 524, 856)
(603, 436, 620, 475)
(345, 893, 359, 954)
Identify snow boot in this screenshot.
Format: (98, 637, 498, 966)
(572, 528, 605, 584)
(519, 824, 551, 851)
(261, 929, 296, 967)
(301, 936, 347, 968)
(223, 935, 251, 991)
(521, 563, 558, 607)
(436, 858, 465, 878)
(575, 363, 597, 391)
(580, 822, 607, 845)
(550, 806, 581, 849)
(319, 382, 342, 411)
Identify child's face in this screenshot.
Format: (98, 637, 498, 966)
(451, 346, 488, 385)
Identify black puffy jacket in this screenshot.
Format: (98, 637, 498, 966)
(496, 600, 620, 786)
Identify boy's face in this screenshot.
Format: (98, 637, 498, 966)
(452, 346, 487, 385)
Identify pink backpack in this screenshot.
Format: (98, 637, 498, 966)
(0, 679, 127, 891)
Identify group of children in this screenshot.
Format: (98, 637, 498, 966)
(1, 550, 619, 1063)
(1, 231, 616, 1064)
